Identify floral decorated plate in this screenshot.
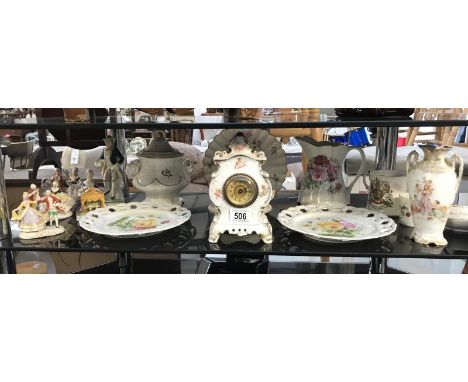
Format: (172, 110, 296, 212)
(277, 205, 397, 243)
(79, 202, 191, 238)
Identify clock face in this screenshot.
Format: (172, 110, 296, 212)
(223, 174, 259, 208)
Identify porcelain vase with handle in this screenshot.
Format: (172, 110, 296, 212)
(297, 137, 366, 207)
(407, 145, 463, 246)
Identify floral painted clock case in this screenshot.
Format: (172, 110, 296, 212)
(207, 136, 276, 244)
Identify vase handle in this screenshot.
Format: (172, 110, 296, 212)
(345, 146, 366, 196)
(125, 159, 140, 178)
(451, 154, 464, 194)
(406, 150, 419, 174)
(184, 159, 193, 173)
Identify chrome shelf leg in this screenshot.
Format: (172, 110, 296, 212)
(195, 257, 214, 274)
(369, 257, 387, 274)
(0, 147, 11, 240)
(110, 109, 129, 200)
(1, 250, 16, 274)
(117, 252, 132, 274)
(375, 126, 398, 171)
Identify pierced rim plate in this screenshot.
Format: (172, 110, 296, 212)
(203, 129, 287, 193)
(446, 206, 468, 232)
(79, 202, 191, 238)
(445, 225, 468, 233)
(278, 205, 397, 243)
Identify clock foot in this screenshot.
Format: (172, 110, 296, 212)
(260, 224, 273, 244)
(208, 226, 221, 243)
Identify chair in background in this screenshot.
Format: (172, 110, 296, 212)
(168, 109, 195, 144)
(170, 129, 193, 144)
(2, 141, 34, 170)
(435, 112, 467, 146)
(269, 108, 324, 173)
(270, 108, 325, 142)
(406, 108, 467, 146)
(405, 108, 438, 145)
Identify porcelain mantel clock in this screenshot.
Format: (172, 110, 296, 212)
(208, 137, 274, 244)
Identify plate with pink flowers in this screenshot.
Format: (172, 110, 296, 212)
(277, 205, 397, 243)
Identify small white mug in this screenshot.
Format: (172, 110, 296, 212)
(399, 192, 414, 227)
(364, 170, 407, 217)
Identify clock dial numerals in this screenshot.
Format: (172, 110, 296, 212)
(223, 174, 258, 208)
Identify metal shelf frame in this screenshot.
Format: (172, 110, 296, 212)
(1, 116, 467, 274)
(1, 119, 468, 130)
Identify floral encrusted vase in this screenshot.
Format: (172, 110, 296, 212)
(296, 137, 366, 207)
(407, 145, 463, 246)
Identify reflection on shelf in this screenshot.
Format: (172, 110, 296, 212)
(2, 192, 467, 260)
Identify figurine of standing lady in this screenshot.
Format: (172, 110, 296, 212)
(65, 166, 82, 199)
(27, 184, 40, 207)
(95, 135, 125, 203)
(79, 168, 96, 195)
(11, 192, 46, 231)
(41, 168, 67, 193)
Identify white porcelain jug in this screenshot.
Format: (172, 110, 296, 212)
(297, 137, 366, 207)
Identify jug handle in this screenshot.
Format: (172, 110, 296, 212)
(345, 147, 366, 196)
(450, 154, 464, 194)
(125, 159, 141, 178)
(406, 150, 419, 174)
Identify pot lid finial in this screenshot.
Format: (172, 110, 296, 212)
(138, 130, 183, 159)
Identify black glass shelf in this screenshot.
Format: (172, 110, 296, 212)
(2, 192, 468, 260)
(1, 119, 468, 130)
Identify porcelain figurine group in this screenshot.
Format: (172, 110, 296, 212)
(11, 178, 69, 239)
(10, 138, 120, 240)
(12, 167, 110, 239)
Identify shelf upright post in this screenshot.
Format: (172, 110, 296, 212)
(110, 108, 129, 200)
(117, 252, 132, 274)
(375, 126, 398, 171)
(0, 151, 11, 241)
(0, 250, 16, 274)
(371, 126, 398, 273)
(0, 151, 16, 273)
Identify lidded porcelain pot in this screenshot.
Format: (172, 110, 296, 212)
(126, 131, 192, 206)
(407, 145, 463, 246)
